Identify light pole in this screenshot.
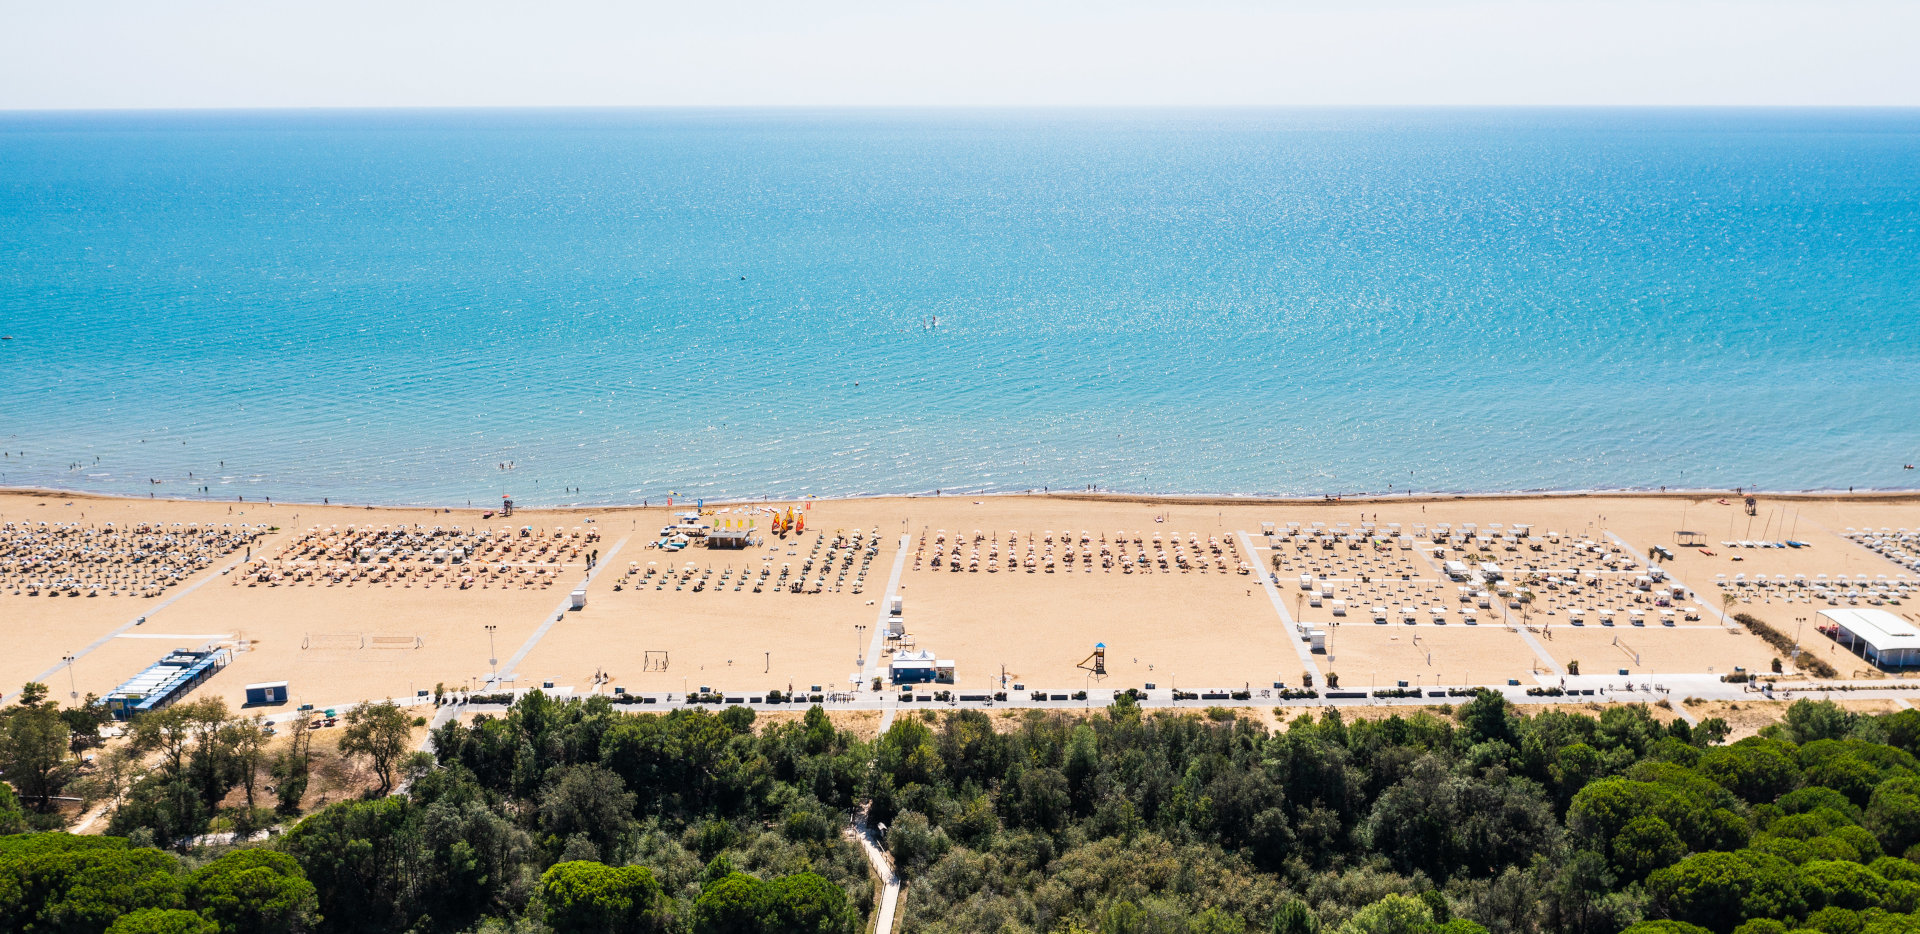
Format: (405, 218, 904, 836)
(1794, 616, 1807, 673)
(63, 654, 77, 702)
(855, 624, 866, 668)
(484, 624, 498, 682)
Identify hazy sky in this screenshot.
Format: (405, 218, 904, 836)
(4, 0, 1918, 109)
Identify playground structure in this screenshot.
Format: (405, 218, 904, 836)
(1077, 642, 1107, 679)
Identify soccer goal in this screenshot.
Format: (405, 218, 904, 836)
(643, 650, 669, 671)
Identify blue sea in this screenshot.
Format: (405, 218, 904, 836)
(2, 108, 1918, 507)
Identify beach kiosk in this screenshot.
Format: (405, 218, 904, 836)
(888, 650, 955, 685)
(244, 681, 289, 706)
(1820, 608, 1920, 669)
(706, 517, 754, 549)
(885, 594, 905, 636)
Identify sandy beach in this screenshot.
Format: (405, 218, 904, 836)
(5, 488, 1919, 716)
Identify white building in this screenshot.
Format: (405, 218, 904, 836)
(1820, 608, 1920, 669)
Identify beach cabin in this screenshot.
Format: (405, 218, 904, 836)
(569, 588, 587, 610)
(1307, 626, 1327, 652)
(1444, 561, 1471, 581)
(888, 650, 955, 684)
(244, 681, 289, 706)
(1820, 608, 1920, 669)
(1330, 599, 1348, 617)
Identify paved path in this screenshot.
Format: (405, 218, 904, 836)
(852, 697, 902, 934)
(860, 535, 912, 684)
(1670, 701, 1702, 727)
(6, 541, 267, 705)
(1512, 624, 1564, 678)
(493, 536, 627, 686)
(1238, 531, 1323, 686)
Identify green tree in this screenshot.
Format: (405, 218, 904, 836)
(186, 848, 319, 933)
(222, 717, 271, 813)
(280, 795, 414, 932)
(538, 860, 666, 934)
(1337, 894, 1432, 934)
(0, 685, 76, 810)
(0, 834, 185, 933)
(1271, 900, 1320, 934)
(884, 810, 951, 878)
(1613, 815, 1689, 880)
(1621, 923, 1714, 934)
(270, 726, 312, 816)
(536, 764, 635, 862)
(1774, 701, 1858, 744)
(1864, 777, 1920, 857)
(106, 908, 221, 934)
(339, 702, 413, 794)
(771, 871, 858, 934)
(1646, 850, 1807, 932)
(690, 871, 777, 934)
(0, 782, 28, 834)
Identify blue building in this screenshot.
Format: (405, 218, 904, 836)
(888, 650, 955, 685)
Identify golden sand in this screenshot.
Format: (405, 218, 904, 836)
(4, 489, 1919, 713)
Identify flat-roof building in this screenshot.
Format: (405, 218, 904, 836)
(100, 648, 231, 721)
(888, 650, 955, 685)
(1820, 608, 1920, 669)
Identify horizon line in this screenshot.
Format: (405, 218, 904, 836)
(7, 102, 1920, 116)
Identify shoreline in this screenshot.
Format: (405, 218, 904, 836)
(8, 483, 1920, 513)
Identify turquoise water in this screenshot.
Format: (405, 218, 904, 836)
(2, 108, 1917, 506)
